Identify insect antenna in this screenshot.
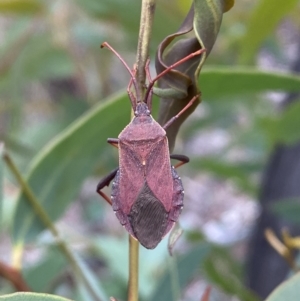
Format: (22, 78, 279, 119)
(101, 42, 139, 109)
(144, 48, 206, 105)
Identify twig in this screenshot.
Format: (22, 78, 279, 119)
(127, 1, 157, 300)
(135, 0, 156, 99)
(128, 237, 139, 301)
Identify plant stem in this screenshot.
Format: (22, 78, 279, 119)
(128, 236, 139, 301)
(127, 1, 157, 300)
(3, 150, 104, 301)
(135, 0, 156, 99)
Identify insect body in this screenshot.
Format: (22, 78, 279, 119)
(112, 103, 185, 249)
(97, 43, 204, 249)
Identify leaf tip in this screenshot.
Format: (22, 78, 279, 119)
(223, 0, 235, 12)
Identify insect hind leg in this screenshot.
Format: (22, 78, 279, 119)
(96, 167, 118, 205)
(170, 154, 189, 169)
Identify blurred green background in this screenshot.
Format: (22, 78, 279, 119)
(1, 0, 300, 300)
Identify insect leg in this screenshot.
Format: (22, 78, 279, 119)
(145, 48, 206, 101)
(96, 167, 119, 205)
(170, 154, 190, 169)
(162, 93, 200, 130)
(145, 58, 152, 81)
(145, 59, 154, 110)
(107, 138, 119, 149)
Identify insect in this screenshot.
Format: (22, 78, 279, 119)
(97, 42, 205, 249)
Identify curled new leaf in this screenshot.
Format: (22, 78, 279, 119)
(155, 0, 232, 151)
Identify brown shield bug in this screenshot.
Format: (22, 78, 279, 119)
(97, 42, 205, 249)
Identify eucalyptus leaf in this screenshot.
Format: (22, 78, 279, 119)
(93, 235, 169, 298)
(0, 292, 74, 301)
(16, 35, 74, 80)
(200, 67, 300, 99)
(13, 92, 129, 244)
(72, 251, 108, 301)
(193, 159, 258, 193)
(203, 247, 259, 301)
(239, 0, 299, 63)
(0, 143, 3, 227)
(258, 100, 300, 146)
(265, 272, 300, 301)
(0, 0, 44, 14)
(74, 0, 181, 47)
(160, 67, 300, 151)
(149, 242, 211, 301)
(23, 247, 66, 292)
(223, 0, 235, 12)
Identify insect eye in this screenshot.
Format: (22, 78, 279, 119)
(146, 110, 150, 115)
(134, 110, 138, 116)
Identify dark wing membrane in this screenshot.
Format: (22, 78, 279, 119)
(145, 138, 173, 211)
(128, 182, 168, 249)
(118, 143, 145, 214)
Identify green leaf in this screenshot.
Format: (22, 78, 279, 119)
(0, 0, 44, 14)
(93, 235, 168, 298)
(204, 247, 259, 301)
(0, 143, 3, 227)
(266, 272, 300, 301)
(200, 67, 300, 99)
(271, 198, 300, 224)
(149, 242, 211, 301)
(239, 0, 299, 63)
(0, 292, 74, 301)
(72, 251, 108, 301)
(193, 158, 259, 193)
(224, 0, 234, 12)
(74, 0, 179, 46)
(258, 101, 300, 145)
(16, 35, 74, 80)
(13, 91, 129, 244)
(23, 247, 66, 292)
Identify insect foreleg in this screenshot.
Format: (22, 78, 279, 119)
(145, 59, 154, 110)
(96, 167, 119, 205)
(162, 94, 200, 130)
